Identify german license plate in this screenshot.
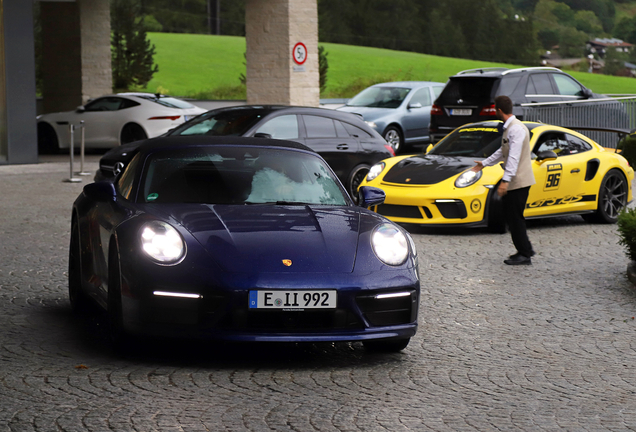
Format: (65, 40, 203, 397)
(450, 109, 471, 116)
(249, 290, 337, 309)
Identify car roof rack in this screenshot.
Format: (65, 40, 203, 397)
(501, 66, 561, 75)
(456, 67, 509, 75)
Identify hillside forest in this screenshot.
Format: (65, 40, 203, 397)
(139, 0, 636, 68)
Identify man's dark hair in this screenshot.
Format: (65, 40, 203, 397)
(494, 95, 513, 115)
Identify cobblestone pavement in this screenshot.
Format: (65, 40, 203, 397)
(1, 158, 635, 431)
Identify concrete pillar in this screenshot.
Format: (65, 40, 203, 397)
(1, 0, 38, 164)
(40, 0, 111, 114)
(245, 0, 319, 106)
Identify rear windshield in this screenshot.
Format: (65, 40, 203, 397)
(170, 110, 265, 136)
(346, 87, 411, 108)
(429, 125, 503, 157)
(436, 77, 498, 105)
(137, 95, 196, 109)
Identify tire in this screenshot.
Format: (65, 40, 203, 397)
(120, 123, 147, 145)
(347, 164, 371, 203)
(68, 219, 90, 314)
(585, 169, 628, 224)
(363, 337, 410, 352)
(383, 126, 404, 154)
(486, 184, 507, 234)
(37, 123, 60, 154)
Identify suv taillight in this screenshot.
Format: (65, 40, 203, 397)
(431, 104, 443, 115)
(480, 104, 496, 116)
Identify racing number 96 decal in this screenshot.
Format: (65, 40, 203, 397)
(544, 163, 562, 191)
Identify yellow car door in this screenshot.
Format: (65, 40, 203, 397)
(526, 131, 588, 218)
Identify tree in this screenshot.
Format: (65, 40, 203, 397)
(111, 0, 159, 91)
(319, 45, 328, 93)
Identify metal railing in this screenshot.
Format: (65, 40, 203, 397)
(521, 96, 636, 148)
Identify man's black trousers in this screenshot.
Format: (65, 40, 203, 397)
(502, 186, 534, 257)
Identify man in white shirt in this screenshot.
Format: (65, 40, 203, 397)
(471, 95, 536, 265)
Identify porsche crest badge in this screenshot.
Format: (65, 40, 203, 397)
(282, 259, 292, 267)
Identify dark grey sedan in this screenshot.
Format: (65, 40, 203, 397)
(95, 105, 395, 199)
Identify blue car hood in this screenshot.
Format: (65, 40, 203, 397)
(164, 205, 362, 273)
(338, 105, 398, 121)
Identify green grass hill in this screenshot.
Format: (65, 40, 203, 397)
(144, 32, 636, 100)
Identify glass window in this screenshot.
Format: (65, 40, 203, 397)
(496, 76, 522, 97)
(432, 86, 444, 99)
(553, 74, 583, 96)
(304, 115, 337, 138)
(136, 95, 196, 109)
(564, 134, 592, 154)
(334, 120, 349, 138)
(84, 97, 123, 112)
(437, 77, 497, 105)
(342, 122, 373, 138)
(409, 88, 431, 106)
(177, 110, 263, 136)
(255, 115, 299, 139)
(534, 132, 569, 155)
(120, 98, 141, 109)
(528, 74, 554, 95)
(346, 86, 411, 108)
(429, 125, 503, 157)
(140, 147, 347, 206)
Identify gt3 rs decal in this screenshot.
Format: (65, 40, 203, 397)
(544, 163, 563, 191)
(526, 194, 596, 208)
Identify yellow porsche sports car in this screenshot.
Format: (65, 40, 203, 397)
(360, 121, 634, 231)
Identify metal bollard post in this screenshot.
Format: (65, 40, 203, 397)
(63, 124, 82, 183)
(76, 121, 91, 176)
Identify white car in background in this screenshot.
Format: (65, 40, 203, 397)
(36, 93, 206, 153)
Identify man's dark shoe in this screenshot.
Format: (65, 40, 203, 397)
(504, 254, 532, 265)
(508, 251, 535, 260)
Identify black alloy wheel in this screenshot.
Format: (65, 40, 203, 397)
(585, 169, 627, 224)
(348, 164, 370, 203)
(37, 123, 60, 154)
(120, 123, 148, 145)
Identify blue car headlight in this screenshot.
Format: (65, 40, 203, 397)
(454, 170, 482, 188)
(372, 223, 408, 266)
(140, 221, 186, 264)
(367, 162, 386, 182)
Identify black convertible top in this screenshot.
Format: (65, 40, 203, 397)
(137, 135, 316, 154)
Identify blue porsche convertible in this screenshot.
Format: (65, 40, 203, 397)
(69, 136, 420, 352)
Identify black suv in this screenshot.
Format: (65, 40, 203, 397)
(429, 67, 602, 142)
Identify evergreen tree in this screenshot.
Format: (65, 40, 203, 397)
(111, 0, 159, 91)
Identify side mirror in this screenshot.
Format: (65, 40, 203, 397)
(254, 132, 272, 139)
(425, 143, 434, 154)
(582, 88, 593, 99)
(83, 181, 116, 202)
(536, 150, 558, 162)
(75, 106, 85, 113)
(408, 102, 422, 109)
(358, 186, 385, 208)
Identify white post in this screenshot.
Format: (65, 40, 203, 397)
(76, 121, 91, 176)
(64, 124, 82, 183)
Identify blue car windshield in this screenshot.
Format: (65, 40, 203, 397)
(429, 125, 503, 158)
(347, 87, 410, 109)
(139, 147, 348, 206)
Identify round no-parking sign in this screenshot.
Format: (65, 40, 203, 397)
(293, 42, 307, 65)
